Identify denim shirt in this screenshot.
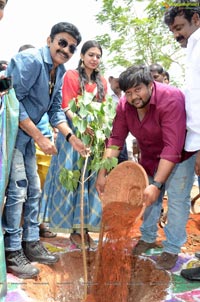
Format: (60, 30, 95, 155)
(6, 46, 66, 153)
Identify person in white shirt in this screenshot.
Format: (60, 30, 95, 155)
(164, 0, 200, 282)
(108, 75, 122, 102)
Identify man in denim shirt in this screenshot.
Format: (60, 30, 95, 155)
(3, 22, 88, 279)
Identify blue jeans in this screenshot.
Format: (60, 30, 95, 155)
(2, 147, 41, 251)
(118, 143, 128, 164)
(140, 154, 196, 254)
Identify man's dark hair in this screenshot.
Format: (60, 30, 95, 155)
(50, 22, 82, 45)
(149, 63, 164, 75)
(77, 40, 105, 102)
(0, 60, 8, 71)
(164, 0, 200, 26)
(119, 65, 153, 92)
(163, 70, 170, 81)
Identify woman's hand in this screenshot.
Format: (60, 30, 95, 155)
(68, 134, 90, 157)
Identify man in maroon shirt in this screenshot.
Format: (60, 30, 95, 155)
(96, 65, 196, 270)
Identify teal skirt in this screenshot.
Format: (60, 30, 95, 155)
(39, 128, 102, 234)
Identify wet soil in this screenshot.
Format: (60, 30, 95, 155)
(22, 250, 171, 302)
(21, 187, 200, 302)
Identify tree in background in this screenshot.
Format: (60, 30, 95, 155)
(95, 0, 185, 86)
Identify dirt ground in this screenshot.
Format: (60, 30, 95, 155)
(20, 186, 200, 302)
(21, 245, 171, 302)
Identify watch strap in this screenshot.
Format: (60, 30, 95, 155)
(152, 180, 164, 190)
(66, 132, 73, 142)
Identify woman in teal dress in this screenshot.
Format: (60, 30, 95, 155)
(39, 40, 107, 249)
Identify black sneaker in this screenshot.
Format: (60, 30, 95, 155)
(181, 267, 200, 281)
(5, 249, 40, 279)
(195, 251, 200, 259)
(22, 240, 59, 264)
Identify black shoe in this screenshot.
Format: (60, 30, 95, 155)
(181, 267, 200, 281)
(195, 251, 200, 259)
(5, 249, 40, 279)
(156, 252, 178, 270)
(132, 240, 157, 255)
(22, 240, 59, 264)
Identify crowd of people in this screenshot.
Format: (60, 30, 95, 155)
(1, 0, 200, 296)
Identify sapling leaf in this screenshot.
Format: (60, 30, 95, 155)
(76, 119, 87, 134)
(77, 156, 85, 170)
(69, 99, 78, 112)
(60, 92, 118, 191)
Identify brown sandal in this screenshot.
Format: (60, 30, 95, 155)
(39, 227, 57, 238)
(85, 233, 97, 250)
(70, 233, 97, 249)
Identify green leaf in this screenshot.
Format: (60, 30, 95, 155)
(78, 106, 88, 118)
(76, 119, 87, 134)
(95, 0, 184, 87)
(100, 157, 118, 172)
(77, 157, 85, 170)
(59, 90, 117, 191)
(59, 168, 81, 191)
(69, 99, 78, 113)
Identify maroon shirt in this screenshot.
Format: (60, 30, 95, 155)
(107, 81, 192, 176)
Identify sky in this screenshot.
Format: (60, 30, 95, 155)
(0, 0, 107, 69)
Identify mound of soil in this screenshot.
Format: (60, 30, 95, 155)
(22, 250, 170, 302)
(21, 186, 200, 302)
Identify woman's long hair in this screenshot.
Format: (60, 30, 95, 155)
(77, 40, 105, 102)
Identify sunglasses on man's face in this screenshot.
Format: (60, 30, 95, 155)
(56, 38, 77, 54)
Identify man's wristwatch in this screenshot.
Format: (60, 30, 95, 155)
(152, 180, 164, 190)
(66, 132, 73, 142)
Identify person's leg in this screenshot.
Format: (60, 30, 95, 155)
(21, 145, 59, 264)
(3, 148, 27, 251)
(22, 146, 41, 242)
(156, 154, 195, 270)
(36, 144, 57, 238)
(140, 180, 165, 242)
(163, 155, 195, 254)
(133, 177, 165, 254)
(2, 148, 40, 278)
